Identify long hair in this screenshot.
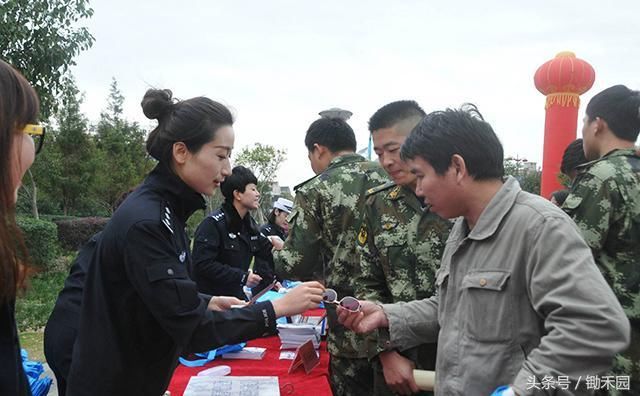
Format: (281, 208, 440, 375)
(0, 60, 40, 303)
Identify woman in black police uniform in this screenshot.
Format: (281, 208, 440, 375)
(0, 59, 40, 396)
(191, 166, 276, 299)
(261, 197, 293, 241)
(44, 187, 133, 396)
(65, 89, 324, 396)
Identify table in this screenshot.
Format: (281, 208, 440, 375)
(167, 310, 332, 396)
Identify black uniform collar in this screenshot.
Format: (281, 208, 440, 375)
(221, 201, 257, 235)
(144, 164, 206, 223)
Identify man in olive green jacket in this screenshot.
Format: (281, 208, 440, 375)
(339, 104, 629, 396)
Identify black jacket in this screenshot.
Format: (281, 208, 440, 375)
(190, 202, 275, 299)
(0, 298, 31, 396)
(260, 222, 287, 241)
(66, 165, 277, 396)
(44, 232, 100, 392)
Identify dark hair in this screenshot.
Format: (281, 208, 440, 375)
(586, 84, 640, 141)
(401, 104, 504, 180)
(304, 117, 356, 153)
(141, 89, 234, 164)
(267, 208, 283, 225)
(560, 138, 587, 176)
(551, 189, 569, 206)
(368, 100, 426, 132)
(220, 166, 258, 202)
(0, 60, 40, 302)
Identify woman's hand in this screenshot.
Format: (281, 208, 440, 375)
(271, 281, 325, 317)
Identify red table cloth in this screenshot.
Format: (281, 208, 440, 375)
(167, 310, 332, 396)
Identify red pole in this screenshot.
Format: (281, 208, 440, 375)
(534, 52, 595, 198)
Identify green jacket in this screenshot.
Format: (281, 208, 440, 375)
(356, 182, 451, 361)
(274, 153, 388, 358)
(563, 147, 640, 374)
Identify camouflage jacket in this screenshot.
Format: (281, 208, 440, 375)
(563, 148, 640, 375)
(563, 148, 640, 318)
(274, 153, 388, 358)
(355, 182, 451, 358)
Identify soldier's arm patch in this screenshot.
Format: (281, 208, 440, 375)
(357, 223, 368, 246)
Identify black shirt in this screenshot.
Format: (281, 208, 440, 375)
(66, 165, 277, 396)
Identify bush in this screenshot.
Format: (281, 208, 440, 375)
(55, 217, 109, 250)
(16, 270, 69, 331)
(17, 216, 59, 271)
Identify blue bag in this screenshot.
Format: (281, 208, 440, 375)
(21, 349, 53, 396)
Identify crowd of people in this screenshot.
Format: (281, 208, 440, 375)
(1, 57, 639, 396)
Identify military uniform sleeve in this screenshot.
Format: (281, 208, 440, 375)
(123, 221, 277, 352)
(274, 189, 324, 280)
(563, 172, 618, 253)
(511, 216, 629, 396)
(191, 217, 247, 286)
(355, 205, 392, 303)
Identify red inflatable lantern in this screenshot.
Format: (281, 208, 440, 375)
(534, 51, 595, 198)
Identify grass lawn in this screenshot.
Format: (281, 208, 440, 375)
(20, 331, 46, 362)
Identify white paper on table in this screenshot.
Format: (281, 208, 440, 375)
(279, 351, 297, 360)
(183, 376, 279, 396)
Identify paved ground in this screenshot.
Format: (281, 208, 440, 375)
(43, 363, 58, 396)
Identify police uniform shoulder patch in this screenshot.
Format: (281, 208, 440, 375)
(357, 223, 368, 246)
(210, 210, 225, 222)
(366, 181, 396, 197)
(161, 202, 174, 234)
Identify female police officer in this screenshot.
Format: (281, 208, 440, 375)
(65, 89, 324, 396)
(191, 166, 279, 299)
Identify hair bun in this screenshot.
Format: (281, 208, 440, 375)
(141, 89, 173, 120)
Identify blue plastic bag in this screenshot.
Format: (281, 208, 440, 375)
(21, 349, 52, 396)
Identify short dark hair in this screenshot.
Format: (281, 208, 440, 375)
(401, 104, 504, 180)
(142, 89, 234, 164)
(560, 139, 587, 176)
(220, 166, 258, 202)
(586, 84, 640, 141)
(368, 100, 426, 132)
(304, 118, 356, 153)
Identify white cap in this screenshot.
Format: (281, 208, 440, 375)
(273, 197, 294, 213)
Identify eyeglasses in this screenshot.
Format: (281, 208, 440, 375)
(22, 124, 45, 155)
(322, 288, 361, 312)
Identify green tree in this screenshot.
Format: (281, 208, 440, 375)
(234, 143, 287, 221)
(504, 157, 541, 195)
(93, 78, 154, 212)
(0, 0, 94, 119)
(50, 76, 101, 215)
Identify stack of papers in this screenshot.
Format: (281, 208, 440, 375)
(221, 347, 266, 360)
(184, 376, 279, 396)
(277, 323, 321, 350)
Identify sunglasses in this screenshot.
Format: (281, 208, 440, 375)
(322, 288, 361, 312)
(23, 124, 45, 155)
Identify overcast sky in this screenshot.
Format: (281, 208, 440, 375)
(71, 0, 640, 189)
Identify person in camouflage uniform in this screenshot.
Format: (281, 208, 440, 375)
(355, 101, 451, 396)
(562, 84, 640, 393)
(274, 117, 388, 395)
